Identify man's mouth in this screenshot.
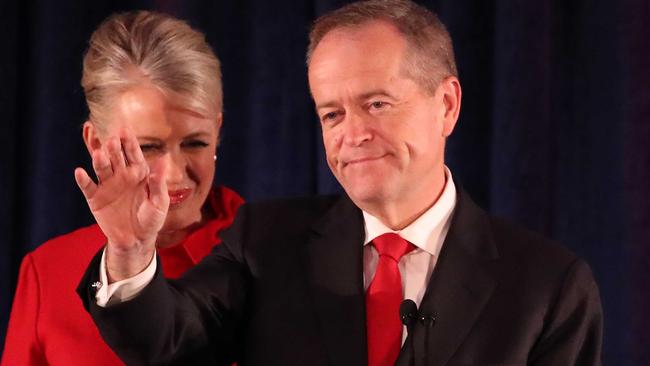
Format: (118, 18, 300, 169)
(343, 154, 387, 167)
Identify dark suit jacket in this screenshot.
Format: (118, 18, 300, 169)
(78, 189, 603, 365)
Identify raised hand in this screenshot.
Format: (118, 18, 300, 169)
(74, 128, 169, 282)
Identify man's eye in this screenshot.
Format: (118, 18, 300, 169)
(322, 112, 339, 122)
(370, 101, 387, 109)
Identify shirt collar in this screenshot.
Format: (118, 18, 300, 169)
(362, 167, 457, 257)
(159, 186, 244, 264)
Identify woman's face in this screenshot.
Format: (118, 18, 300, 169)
(85, 85, 221, 239)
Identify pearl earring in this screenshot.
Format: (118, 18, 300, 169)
(213, 154, 217, 161)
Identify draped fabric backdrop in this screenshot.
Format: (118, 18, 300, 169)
(0, 0, 647, 364)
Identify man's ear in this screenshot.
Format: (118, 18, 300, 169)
(439, 76, 462, 137)
(82, 121, 103, 154)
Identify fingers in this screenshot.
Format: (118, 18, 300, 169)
(92, 130, 148, 185)
(121, 130, 145, 166)
(91, 148, 113, 183)
(147, 159, 169, 211)
(121, 130, 148, 182)
(107, 136, 126, 171)
(74, 167, 98, 200)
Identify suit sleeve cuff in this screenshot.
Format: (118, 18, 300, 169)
(95, 247, 157, 307)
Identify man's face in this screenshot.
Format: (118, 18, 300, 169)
(308, 21, 458, 217)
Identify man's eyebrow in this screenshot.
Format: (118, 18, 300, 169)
(358, 89, 398, 101)
(315, 90, 398, 110)
(315, 101, 340, 110)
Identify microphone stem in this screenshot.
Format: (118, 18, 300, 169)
(424, 324, 429, 366)
(407, 324, 415, 366)
(420, 314, 434, 366)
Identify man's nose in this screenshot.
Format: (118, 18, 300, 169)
(342, 111, 373, 146)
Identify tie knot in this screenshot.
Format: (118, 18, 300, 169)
(371, 233, 415, 262)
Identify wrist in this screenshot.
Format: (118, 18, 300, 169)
(105, 243, 156, 283)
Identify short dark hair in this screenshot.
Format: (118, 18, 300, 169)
(307, 0, 458, 93)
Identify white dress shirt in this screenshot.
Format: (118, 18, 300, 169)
(96, 168, 458, 344)
(362, 167, 456, 343)
(96, 249, 156, 307)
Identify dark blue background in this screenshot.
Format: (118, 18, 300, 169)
(1, 0, 648, 364)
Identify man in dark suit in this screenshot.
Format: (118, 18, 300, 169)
(78, 1, 603, 365)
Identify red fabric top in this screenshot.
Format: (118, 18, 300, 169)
(1, 186, 244, 366)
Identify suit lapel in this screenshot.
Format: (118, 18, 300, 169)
(302, 190, 500, 366)
(302, 196, 368, 366)
(405, 189, 500, 366)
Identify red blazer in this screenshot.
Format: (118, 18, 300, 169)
(1, 186, 243, 366)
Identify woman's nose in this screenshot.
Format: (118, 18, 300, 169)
(163, 152, 185, 185)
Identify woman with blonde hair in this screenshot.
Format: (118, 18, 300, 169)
(2, 11, 243, 365)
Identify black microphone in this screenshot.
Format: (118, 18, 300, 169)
(400, 299, 436, 328)
(400, 299, 436, 366)
(400, 299, 418, 366)
(400, 299, 418, 327)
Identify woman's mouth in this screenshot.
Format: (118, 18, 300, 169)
(168, 188, 193, 207)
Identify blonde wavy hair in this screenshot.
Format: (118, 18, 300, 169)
(81, 11, 222, 131)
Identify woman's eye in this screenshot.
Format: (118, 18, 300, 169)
(139, 144, 161, 153)
(183, 140, 209, 149)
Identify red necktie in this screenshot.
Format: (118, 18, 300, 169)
(366, 233, 415, 366)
